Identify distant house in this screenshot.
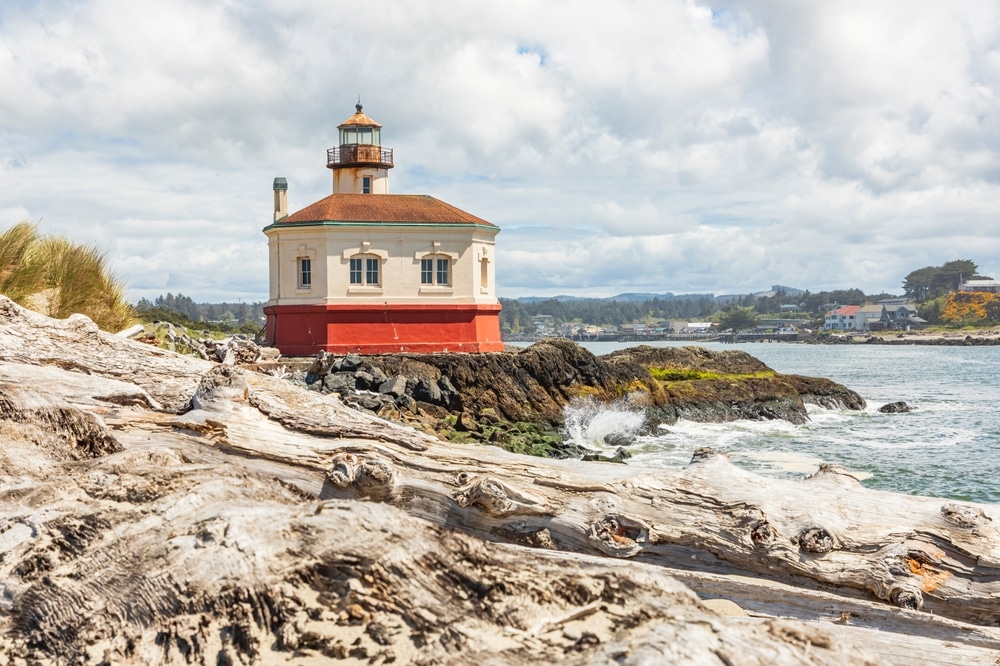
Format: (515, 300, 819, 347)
(824, 305, 859, 330)
(878, 299, 921, 329)
(959, 279, 1000, 294)
(827, 301, 923, 331)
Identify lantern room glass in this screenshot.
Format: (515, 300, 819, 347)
(340, 126, 380, 146)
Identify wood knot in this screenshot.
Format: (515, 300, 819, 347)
(588, 514, 649, 558)
(750, 521, 777, 547)
(326, 453, 395, 500)
(454, 477, 513, 516)
(941, 503, 989, 529)
(796, 527, 835, 554)
(889, 585, 923, 610)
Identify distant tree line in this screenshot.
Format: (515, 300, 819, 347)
(136, 293, 266, 334)
(498, 287, 903, 333)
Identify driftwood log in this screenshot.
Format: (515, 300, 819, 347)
(0, 297, 998, 664)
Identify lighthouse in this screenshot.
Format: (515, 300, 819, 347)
(262, 103, 503, 355)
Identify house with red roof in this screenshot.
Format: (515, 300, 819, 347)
(262, 104, 501, 355)
(823, 305, 860, 330)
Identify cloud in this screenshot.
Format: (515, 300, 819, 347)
(1, 0, 999, 303)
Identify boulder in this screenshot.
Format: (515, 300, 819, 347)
(354, 370, 374, 391)
(413, 378, 443, 404)
(396, 394, 416, 412)
(341, 353, 363, 372)
(603, 432, 637, 448)
(879, 401, 912, 413)
(378, 375, 408, 399)
(323, 372, 356, 393)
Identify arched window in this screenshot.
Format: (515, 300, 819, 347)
(420, 255, 451, 286)
(349, 254, 381, 286)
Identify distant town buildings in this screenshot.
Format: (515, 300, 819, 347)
(823, 299, 924, 331)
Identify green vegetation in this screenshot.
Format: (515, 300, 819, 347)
(717, 306, 759, 331)
(648, 368, 775, 382)
(0, 221, 136, 331)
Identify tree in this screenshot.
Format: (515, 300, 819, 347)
(718, 306, 758, 332)
(903, 260, 984, 302)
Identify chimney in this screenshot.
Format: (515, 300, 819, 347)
(273, 177, 288, 221)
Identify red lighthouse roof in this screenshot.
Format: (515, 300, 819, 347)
(278, 193, 496, 228)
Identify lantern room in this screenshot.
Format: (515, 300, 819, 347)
(326, 103, 394, 195)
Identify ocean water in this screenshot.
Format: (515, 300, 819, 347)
(570, 341, 1000, 504)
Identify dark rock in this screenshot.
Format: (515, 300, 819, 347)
(416, 401, 449, 419)
(357, 395, 384, 412)
(322, 340, 865, 450)
(603, 432, 637, 448)
(354, 371, 374, 391)
(413, 378, 442, 404)
(396, 394, 416, 412)
(323, 372, 356, 393)
(438, 376, 462, 410)
(341, 353, 363, 372)
(878, 401, 912, 414)
(369, 366, 389, 385)
(378, 375, 408, 398)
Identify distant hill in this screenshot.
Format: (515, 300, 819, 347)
(509, 289, 808, 304)
(514, 292, 719, 304)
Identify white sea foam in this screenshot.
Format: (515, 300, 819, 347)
(562, 398, 646, 450)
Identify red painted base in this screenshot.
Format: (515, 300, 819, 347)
(263, 303, 503, 355)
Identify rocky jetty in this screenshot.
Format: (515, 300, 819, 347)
(2, 297, 999, 665)
(287, 339, 866, 457)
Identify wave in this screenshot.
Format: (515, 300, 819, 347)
(562, 398, 646, 451)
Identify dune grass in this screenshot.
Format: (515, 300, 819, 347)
(0, 221, 137, 332)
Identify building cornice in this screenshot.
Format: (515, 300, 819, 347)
(263, 220, 500, 234)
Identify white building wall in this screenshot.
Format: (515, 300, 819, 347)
(265, 224, 498, 306)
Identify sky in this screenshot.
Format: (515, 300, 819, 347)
(2, 0, 999, 303)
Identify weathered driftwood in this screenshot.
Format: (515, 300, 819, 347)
(1, 297, 999, 665)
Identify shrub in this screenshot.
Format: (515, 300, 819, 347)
(940, 291, 1000, 326)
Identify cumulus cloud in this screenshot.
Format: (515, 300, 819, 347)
(1, 0, 999, 302)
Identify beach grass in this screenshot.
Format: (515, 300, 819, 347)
(0, 221, 137, 332)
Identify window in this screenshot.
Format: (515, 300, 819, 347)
(421, 256, 450, 286)
(298, 257, 311, 289)
(350, 255, 380, 286)
(362, 176, 372, 194)
(480, 257, 489, 290)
